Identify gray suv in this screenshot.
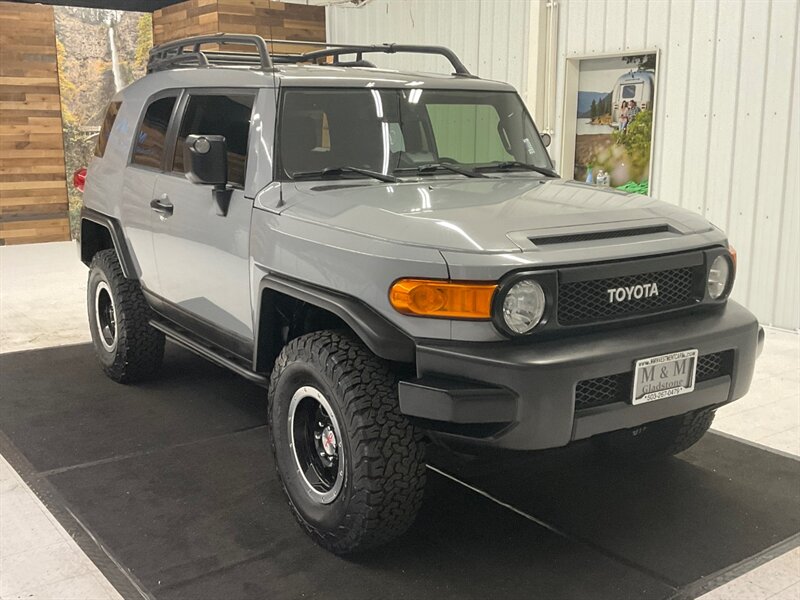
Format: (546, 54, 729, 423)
(79, 35, 763, 554)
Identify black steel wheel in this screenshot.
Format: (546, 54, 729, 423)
(288, 385, 345, 504)
(94, 281, 117, 353)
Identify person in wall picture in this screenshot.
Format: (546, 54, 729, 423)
(618, 100, 629, 136)
(617, 100, 628, 144)
(627, 99, 641, 126)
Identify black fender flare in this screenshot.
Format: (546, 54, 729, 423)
(256, 273, 415, 367)
(80, 207, 138, 279)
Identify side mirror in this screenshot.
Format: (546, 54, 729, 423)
(183, 134, 231, 216)
(184, 134, 227, 185)
(540, 132, 552, 148)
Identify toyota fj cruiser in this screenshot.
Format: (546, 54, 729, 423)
(79, 35, 763, 554)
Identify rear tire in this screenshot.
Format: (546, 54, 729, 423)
(87, 249, 164, 383)
(268, 330, 426, 554)
(592, 408, 716, 460)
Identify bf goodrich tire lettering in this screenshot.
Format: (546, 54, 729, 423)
(268, 330, 426, 554)
(87, 250, 165, 383)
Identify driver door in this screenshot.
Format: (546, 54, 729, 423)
(149, 90, 257, 359)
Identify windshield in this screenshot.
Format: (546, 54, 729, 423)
(278, 88, 552, 179)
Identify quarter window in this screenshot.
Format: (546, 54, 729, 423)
(172, 93, 256, 188)
(131, 96, 177, 169)
(95, 101, 121, 158)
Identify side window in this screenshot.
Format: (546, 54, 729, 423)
(172, 93, 256, 188)
(131, 96, 177, 169)
(95, 101, 121, 158)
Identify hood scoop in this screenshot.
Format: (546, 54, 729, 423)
(530, 224, 672, 246)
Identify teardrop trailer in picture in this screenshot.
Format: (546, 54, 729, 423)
(611, 69, 655, 127)
(77, 34, 763, 554)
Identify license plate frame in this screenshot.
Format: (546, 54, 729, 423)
(631, 349, 699, 405)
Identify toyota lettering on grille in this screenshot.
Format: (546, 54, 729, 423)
(607, 282, 659, 303)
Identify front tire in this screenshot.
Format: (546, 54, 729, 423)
(592, 408, 716, 460)
(268, 330, 426, 554)
(87, 249, 164, 383)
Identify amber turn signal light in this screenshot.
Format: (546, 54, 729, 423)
(728, 245, 737, 270)
(389, 279, 497, 319)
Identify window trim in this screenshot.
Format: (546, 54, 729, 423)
(162, 87, 258, 190)
(127, 88, 184, 173)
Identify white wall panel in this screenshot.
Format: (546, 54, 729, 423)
(624, 0, 648, 51)
(327, 0, 531, 98)
(553, 0, 799, 329)
(679, 0, 717, 216)
(328, 0, 800, 329)
(749, 0, 798, 321)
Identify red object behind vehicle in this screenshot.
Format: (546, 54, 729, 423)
(73, 167, 87, 192)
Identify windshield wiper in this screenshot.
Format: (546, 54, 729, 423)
(396, 163, 488, 178)
(290, 166, 398, 183)
(474, 161, 559, 178)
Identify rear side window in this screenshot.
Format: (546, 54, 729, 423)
(95, 101, 121, 158)
(132, 96, 177, 169)
(172, 93, 256, 188)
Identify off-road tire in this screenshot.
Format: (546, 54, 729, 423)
(268, 330, 426, 555)
(87, 249, 164, 383)
(592, 408, 716, 460)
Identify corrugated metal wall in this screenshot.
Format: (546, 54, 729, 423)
(553, 0, 799, 330)
(327, 0, 531, 97)
(328, 0, 800, 330)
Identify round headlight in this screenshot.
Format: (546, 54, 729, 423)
(707, 255, 731, 299)
(501, 279, 546, 334)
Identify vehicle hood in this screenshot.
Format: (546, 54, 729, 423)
(280, 178, 715, 253)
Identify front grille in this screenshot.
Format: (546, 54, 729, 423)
(575, 374, 631, 411)
(558, 267, 698, 326)
(696, 350, 733, 382)
(574, 351, 732, 411)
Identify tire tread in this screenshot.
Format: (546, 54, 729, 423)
(88, 249, 164, 383)
(269, 330, 426, 554)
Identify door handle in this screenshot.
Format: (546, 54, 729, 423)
(150, 195, 173, 217)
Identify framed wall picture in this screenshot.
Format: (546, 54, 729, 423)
(561, 51, 659, 195)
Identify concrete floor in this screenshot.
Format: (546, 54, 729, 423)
(0, 241, 798, 599)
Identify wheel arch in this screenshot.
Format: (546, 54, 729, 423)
(80, 208, 137, 279)
(254, 274, 415, 373)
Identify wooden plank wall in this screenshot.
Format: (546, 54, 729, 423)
(0, 1, 70, 245)
(153, 0, 219, 45)
(154, 0, 325, 53)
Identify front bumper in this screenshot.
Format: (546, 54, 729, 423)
(399, 301, 762, 450)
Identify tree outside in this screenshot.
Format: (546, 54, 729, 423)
(54, 8, 153, 238)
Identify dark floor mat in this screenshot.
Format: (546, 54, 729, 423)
(1, 344, 798, 600)
(0, 343, 264, 472)
(428, 434, 800, 587)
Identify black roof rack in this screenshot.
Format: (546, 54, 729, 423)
(147, 34, 475, 77)
(148, 33, 272, 73)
